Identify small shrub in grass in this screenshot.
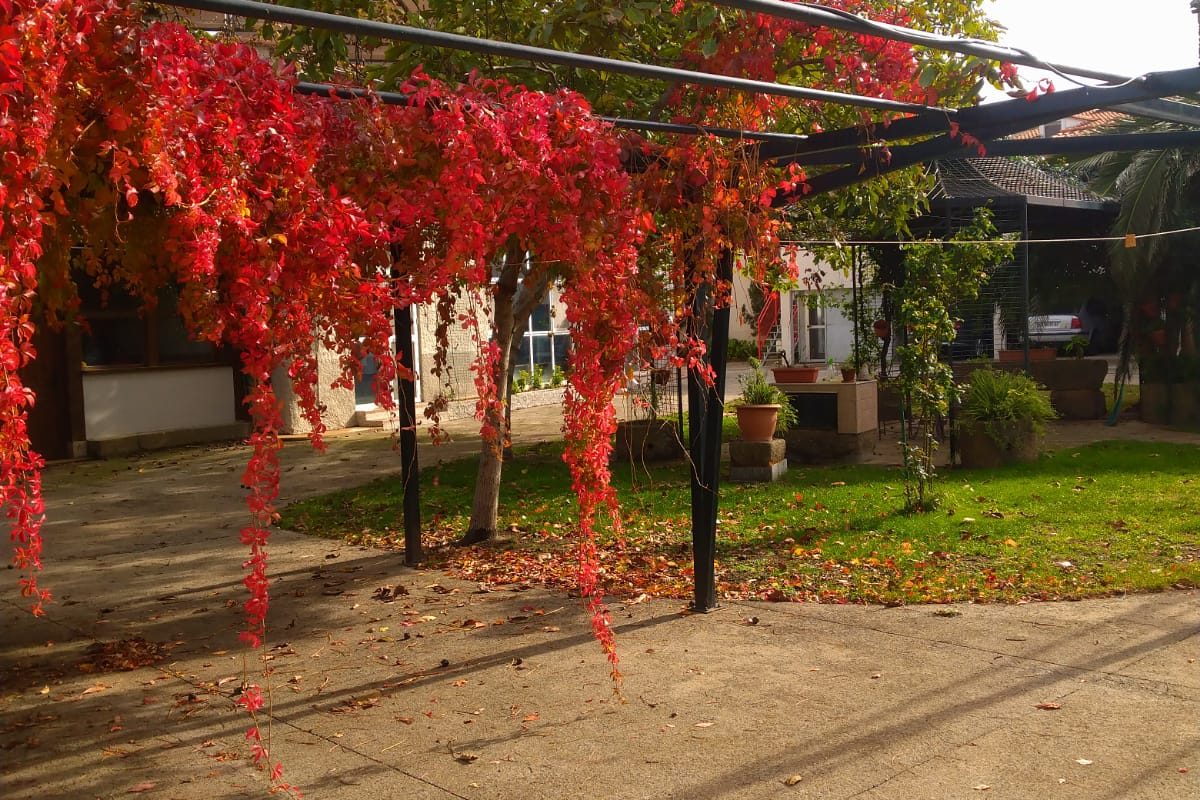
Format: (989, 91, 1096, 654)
(960, 368, 1056, 450)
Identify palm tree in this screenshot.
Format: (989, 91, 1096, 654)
(1073, 119, 1200, 386)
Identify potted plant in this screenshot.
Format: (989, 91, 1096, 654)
(1061, 335, 1089, 360)
(736, 358, 796, 442)
(958, 368, 1056, 468)
(839, 357, 857, 383)
(771, 354, 820, 383)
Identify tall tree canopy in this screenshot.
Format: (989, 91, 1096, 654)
(253, 0, 1017, 545)
(1076, 119, 1200, 380)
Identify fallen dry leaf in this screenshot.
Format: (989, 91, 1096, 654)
(80, 683, 111, 696)
(783, 775, 803, 786)
(694, 721, 715, 728)
(453, 752, 479, 764)
(972, 785, 991, 792)
(1035, 702, 1062, 710)
(1075, 759, 1093, 766)
(126, 782, 157, 793)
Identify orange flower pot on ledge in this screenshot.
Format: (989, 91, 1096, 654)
(772, 366, 820, 383)
(998, 348, 1056, 363)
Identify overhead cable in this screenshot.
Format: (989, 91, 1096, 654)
(163, 0, 952, 116)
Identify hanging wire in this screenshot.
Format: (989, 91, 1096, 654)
(778, 224, 1200, 247)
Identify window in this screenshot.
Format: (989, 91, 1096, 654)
(807, 300, 826, 361)
(79, 281, 217, 368)
(514, 288, 570, 384)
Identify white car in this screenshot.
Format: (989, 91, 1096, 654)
(1028, 312, 1087, 347)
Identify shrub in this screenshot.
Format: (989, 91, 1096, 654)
(960, 368, 1056, 447)
(727, 339, 758, 360)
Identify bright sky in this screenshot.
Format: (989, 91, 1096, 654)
(984, 0, 1197, 95)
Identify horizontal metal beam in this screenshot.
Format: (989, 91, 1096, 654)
(777, 67, 1200, 202)
(163, 0, 950, 116)
(971, 129, 1200, 158)
(774, 129, 1200, 167)
(1114, 99, 1200, 127)
(762, 66, 1200, 163)
(709, 0, 1200, 126)
(295, 81, 812, 143)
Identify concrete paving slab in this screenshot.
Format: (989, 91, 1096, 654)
(3, 406, 1198, 799)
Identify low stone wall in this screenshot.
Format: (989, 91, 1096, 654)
(953, 359, 1109, 420)
(784, 429, 875, 464)
(614, 418, 685, 463)
(1140, 382, 1200, 427)
(417, 387, 566, 423)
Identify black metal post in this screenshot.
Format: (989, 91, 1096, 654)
(676, 366, 685, 441)
(395, 303, 423, 566)
(1021, 201, 1031, 372)
(945, 207, 958, 465)
(851, 246, 860, 368)
(688, 250, 734, 613)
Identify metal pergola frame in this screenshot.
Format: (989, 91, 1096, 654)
(155, 0, 1200, 613)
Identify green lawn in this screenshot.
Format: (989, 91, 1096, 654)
(280, 439, 1199, 605)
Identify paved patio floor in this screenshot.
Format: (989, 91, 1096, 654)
(2, 409, 1197, 799)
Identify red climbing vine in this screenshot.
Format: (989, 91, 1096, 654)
(3, 0, 1014, 791)
(4, 0, 649, 785)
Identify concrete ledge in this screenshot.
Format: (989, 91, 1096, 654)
(354, 408, 400, 430)
(87, 422, 251, 459)
(785, 429, 875, 464)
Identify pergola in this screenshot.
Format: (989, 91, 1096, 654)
(163, 0, 1200, 613)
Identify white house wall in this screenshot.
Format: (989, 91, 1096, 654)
(271, 344, 359, 435)
(729, 249, 842, 345)
(83, 366, 237, 440)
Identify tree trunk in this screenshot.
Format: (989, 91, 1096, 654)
(459, 245, 550, 546)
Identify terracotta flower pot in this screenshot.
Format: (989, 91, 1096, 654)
(873, 319, 890, 339)
(840, 368, 857, 383)
(998, 348, 1056, 363)
(773, 366, 819, 383)
(736, 404, 780, 442)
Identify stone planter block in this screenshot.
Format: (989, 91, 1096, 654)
(729, 438, 787, 467)
(1140, 382, 1200, 427)
(1050, 389, 1106, 420)
(958, 420, 1040, 468)
(614, 418, 685, 462)
(1030, 359, 1108, 392)
(730, 460, 788, 483)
